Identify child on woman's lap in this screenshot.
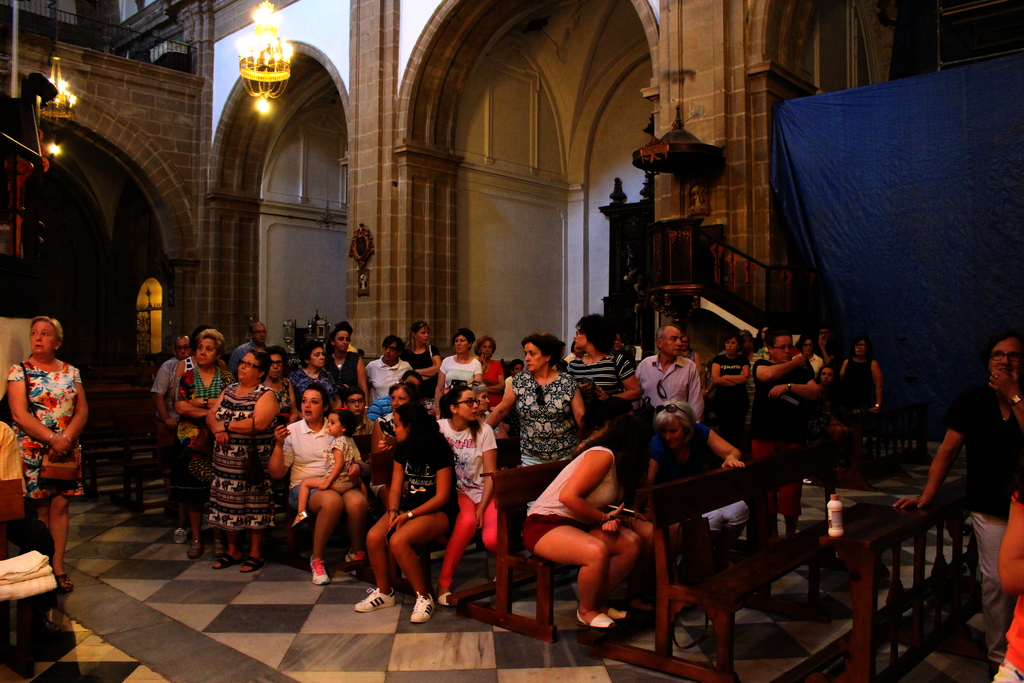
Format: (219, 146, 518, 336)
(293, 409, 362, 526)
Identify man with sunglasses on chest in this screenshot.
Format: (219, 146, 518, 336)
(750, 329, 821, 538)
(637, 325, 704, 421)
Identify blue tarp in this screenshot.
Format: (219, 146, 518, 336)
(771, 53, 1024, 439)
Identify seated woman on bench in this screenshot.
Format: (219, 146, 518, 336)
(646, 399, 748, 571)
(524, 414, 649, 629)
(357, 402, 458, 624)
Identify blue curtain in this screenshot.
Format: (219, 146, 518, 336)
(771, 53, 1024, 438)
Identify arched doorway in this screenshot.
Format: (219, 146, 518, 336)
(398, 0, 655, 348)
(35, 127, 166, 365)
(210, 51, 349, 347)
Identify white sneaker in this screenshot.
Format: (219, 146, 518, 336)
(355, 587, 396, 613)
(310, 558, 330, 586)
(173, 528, 188, 544)
(410, 592, 434, 623)
(436, 591, 452, 607)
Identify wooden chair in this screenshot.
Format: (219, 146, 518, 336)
(108, 413, 164, 512)
(452, 459, 570, 642)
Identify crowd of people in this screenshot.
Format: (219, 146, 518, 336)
(6, 314, 1024, 678)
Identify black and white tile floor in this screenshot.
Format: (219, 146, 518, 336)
(1, 447, 995, 683)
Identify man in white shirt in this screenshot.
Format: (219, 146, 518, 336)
(636, 324, 704, 421)
(228, 321, 268, 375)
(365, 336, 413, 401)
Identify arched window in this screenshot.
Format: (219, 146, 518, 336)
(136, 278, 163, 361)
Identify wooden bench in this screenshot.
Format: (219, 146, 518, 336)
(582, 441, 839, 682)
(451, 459, 570, 642)
(108, 413, 164, 512)
(840, 403, 929, 491)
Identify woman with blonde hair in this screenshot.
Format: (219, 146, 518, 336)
(8, 316, 89, 593)
(172, 328, 234, 560)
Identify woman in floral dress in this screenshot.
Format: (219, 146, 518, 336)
(486, 333, 584, 465)
(7, 316, 89, 593)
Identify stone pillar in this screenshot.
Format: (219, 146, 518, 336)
(199, 194, 261, 346)
(746, 61, 816, 264)
(393, 145, 461, 344)
(347, 0, 400, 351)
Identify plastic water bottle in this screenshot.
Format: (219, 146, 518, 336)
(827, 494, 844, 537)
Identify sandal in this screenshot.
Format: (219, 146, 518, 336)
(291, 511, 309, 528)
(239, 556, 265, 573)
(187, 539, 204, 560)
(55, 574, 74, 593)
(211, 553, 241, 570)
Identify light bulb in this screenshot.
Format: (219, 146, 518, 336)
(48, 144, 60, 155)
(256, 97, 270, 113)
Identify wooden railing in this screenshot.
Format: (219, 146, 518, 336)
(810, 479, 979, 683)
(694, 229, 819, 319)
(840, 403, 930, 491)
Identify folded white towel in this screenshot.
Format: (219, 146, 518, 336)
(0, 567, 53, 585)
(0, 574, 57, 600)
(0, 551, 49, 581)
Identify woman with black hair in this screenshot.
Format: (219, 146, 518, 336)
(487, 333, 585, 465)
(290, 339, 340, 408)
(840, 334, 883, 412)
(206, 350, 278, 572)
(326, 321, 368, 398)
(525, 414, 649, 628)
(435, 328, 483, 405)
(896, 330, 1024, 670)
(568, 314, 641, 402)
(435, 386, 498, 605)
(356, 402, 457, 624)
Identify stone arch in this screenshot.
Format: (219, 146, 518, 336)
(397, 0, 658, 152)
(211, 43, 350, 198)
(69, 99, 194, 260)
(747, 0, 818, 73)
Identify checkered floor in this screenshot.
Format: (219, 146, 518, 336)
(3, 446, 995, 683)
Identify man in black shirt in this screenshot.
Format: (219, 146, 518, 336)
(895, 330, 1024, 670)
(750, 330, 820, 538)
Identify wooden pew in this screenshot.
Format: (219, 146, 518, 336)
(108, 413, 164, 512)
(839, 403, 930, 491)
(582, 441, 839, 682)
(452, 459, 570, 642)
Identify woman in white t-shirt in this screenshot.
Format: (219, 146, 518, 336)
(435, 386, 497, 605)
(435, 328, 483, 405)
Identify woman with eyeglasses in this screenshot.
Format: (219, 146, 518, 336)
(435, 328, 483, 406)
(206, 350, 279, 572)
(839, 334, 883, 413)
(402, 321, 442, 400)
(710, 332, 751, 451)
(895, 331, 1024, 670)
(434, 386, 498, 605)
(628, 400, 747, 610)
(487, 333, 585, 465)
(264, 345, 298, 423)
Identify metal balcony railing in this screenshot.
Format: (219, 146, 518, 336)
(0, 0, 195, 74)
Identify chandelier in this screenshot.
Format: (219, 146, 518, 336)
(40, 56, 77, 122)
(238, 2, 292, 109)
